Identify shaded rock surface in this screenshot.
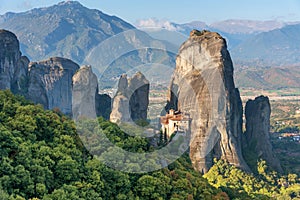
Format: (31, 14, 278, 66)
(0, 29, 28, 94)
(110, 72, 149, 123)
(96, 93, 112, 120)
(28, 57, 79, 115)
(243, 96, 283, 173)
(72, 65, 98, 120)
(128, 72, 150, 121)
(0, 29, 112, 118)
(167, 30, 249, 173)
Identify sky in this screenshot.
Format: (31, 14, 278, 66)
(0, 0, 300, 24)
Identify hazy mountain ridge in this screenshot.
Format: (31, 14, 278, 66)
(232, 23, 300, 66)
(136, 18, 292, 34)
(137, 18, 300, 66)
(235, 65, 300, 89)
(0, 1, 136, 63)
(1, 1, 300, 90)
(209, 19, 290, 34)
(0, 1, 178, 89)
(139, 18, 300, 89)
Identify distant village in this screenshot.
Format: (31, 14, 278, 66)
(278, 133, 300, 142)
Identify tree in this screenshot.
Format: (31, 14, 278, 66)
(257, 159, 268, 176)
(288, 174, 298, 185)
(135, 175, 165, 199)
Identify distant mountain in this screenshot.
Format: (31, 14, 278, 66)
(136, 19, 289, 35)
(0, 1, 135, 63)
(0, 1, 177, 89)
(149, 20, 300, 66)
(232, 24, 300, 66)
(210, 19, 287, 34)
(144, 19, 300, 89)
(136, 19, 294, 48)
(171, 21, 208, 35)
(235, 65, 300, 89)
(2, 2, 300, 90)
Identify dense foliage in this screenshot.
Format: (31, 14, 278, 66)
(0, 90, 224, 200)
(1, 90, 300, 200)
(204, 159, 300, 200)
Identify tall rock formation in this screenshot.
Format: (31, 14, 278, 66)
(128, 72, 150, 121)
(243, 96, 283, 173)
(110, 74, 132, 123)
(72, 65, 98, 120)
(167, 30, 249, 173)
(110, 72, 149, 124)
(0, 29, 112, 118)
(28, 57, 79, 115)
(0, 29, 29, 94)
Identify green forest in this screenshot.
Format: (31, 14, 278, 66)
(0, 90, 299, 200)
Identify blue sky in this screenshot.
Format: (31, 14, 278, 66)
(0, 0, 300, 24)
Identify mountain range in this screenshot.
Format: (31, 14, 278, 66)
(137, 18, 300, 66)
(0, 1, 134, 63)
(0, 1, 300, 89)
(234, 65, 300, 89)
(0, 1, 180, 89)
(232, 24, 300, 66)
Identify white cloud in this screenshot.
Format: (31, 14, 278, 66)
(135, 18, 183, 31)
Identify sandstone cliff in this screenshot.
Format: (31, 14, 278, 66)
(0, 29, 112, 118)
(0, 30, 29, 94)
(28, 57, 79, 115)
(243, 96, 283, 173)
(72, 65, 99, 120)
(0, 30, 282, 175)
(128, 72, 150, 121)
(110, 74, 131, 123)
(110, 72, 149, 124)
(167, 30, 249, 173)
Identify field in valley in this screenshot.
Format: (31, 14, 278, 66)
(148, 87, 300, 174)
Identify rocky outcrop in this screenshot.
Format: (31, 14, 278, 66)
(243, 96, 283, 173)
(28, 57, 79, 115)
(0, 29, 112, 118)
(11, 56, 30, 95)
(0, 30, 283, 175)
(0, 30, 29, 94)
(0, 29, 20, 90)
(167, 30, 249, 173)
(110, 72, 149, 123)
(72, 65, 99, 120)
(128, 72, 150, 121)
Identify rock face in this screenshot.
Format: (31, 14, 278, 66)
(110, 72, 149, 123)
(128, 72, 150, 121)
(72, 65, 99, 120)
(28, 57, 79, 115)
(243, 96, 283, 173)
(12, 56, 30, 95)
(0, 30, 28, 93)
(110, 74, 132, 123)
(0, 29, 112, 118)
(96, 93, 112, 120)
(167, 30, 249, 173)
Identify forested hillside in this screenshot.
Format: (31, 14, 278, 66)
(0, 90, 299, 199)
(0, 90, 224, 199)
